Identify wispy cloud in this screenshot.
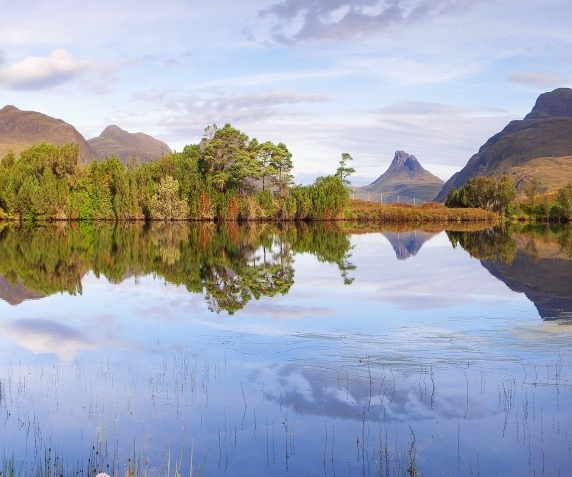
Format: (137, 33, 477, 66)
(508, 71, 572, 89)
(132, 88, 331, 142)
(258, 0, 482, 45)
(1, 318, 96, 361)
(0, 48, 91, 91)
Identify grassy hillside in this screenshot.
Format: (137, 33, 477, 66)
(508, 155, 572, 192)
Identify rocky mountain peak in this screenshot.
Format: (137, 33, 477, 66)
(353, 150, 443, 203)
(524, 87, 572, 120)
(389, 151, 422, 174)
(0, 105, 20, 113)
(101, 125, 126, 137)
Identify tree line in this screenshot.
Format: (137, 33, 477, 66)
(0, 123, 352, 222)
(445, 174, 572, 221)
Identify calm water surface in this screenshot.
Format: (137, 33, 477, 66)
(0, 222, 571, 476)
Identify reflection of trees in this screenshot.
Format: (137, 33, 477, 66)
(0, 221, 356, 314)
(288, 221, 356, 284)
(446, 226, 518, 264)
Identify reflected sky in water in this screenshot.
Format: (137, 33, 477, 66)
(0, 227, 571, 477)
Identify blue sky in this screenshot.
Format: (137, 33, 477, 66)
(1, 0, 571, 185)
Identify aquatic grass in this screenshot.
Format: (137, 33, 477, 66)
(1, 438, 209, 477)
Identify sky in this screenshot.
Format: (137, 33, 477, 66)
(1, 0, 571, 185)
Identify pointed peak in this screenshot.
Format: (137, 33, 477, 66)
(389, 151, 422, 172)
(391, 150, 414, 165)
(102, 124, 126, 135)
(524, 87, 572, 120)
(0, 105, 21, 113)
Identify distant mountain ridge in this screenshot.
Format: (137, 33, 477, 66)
(354, 151, 444, 204)
(435, 88, 572, 201)
(0, 105, 171, 165)
(88, 125, 172, 163)
(0, 105, 96, 163)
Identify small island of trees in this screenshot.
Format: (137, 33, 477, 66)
(0, 123, 350, 222)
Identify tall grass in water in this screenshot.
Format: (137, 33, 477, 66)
(0, 437, 209, 477)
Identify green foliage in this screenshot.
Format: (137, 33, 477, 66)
(335, 152, 355, 187)
(308, 175, 350, 220)
(149, 175, 190, 220)
(557, 181, 572, 220)
(445, 175, 517, 216)
(0, 126, 351, 222)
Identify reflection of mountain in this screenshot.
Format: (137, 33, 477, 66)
(0, 275, 44, 305)
(383, 230, 436, 260)
(481, 251, 572, 320)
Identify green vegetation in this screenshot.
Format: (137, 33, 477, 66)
(444, 174, 572, 223)
(0, 221, 355, 314)
(0, 124, 349, 222)
(444, 175, 517, 216)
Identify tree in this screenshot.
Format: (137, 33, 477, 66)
(257, 141, 279, 192)
(149, 175, 190, 220)
(335, 152, 355, 187)
(269, 142, 293, 198)
(492, 175, 517, 216)
(557, 181, 572, 220)
(524, 177, 543, 208)
(199, 123, 251, 192)
(445, 175, 516, 216)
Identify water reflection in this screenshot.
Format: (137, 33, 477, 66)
(1, 222, 572, 476)
(1, 222, 572, 321)
(383, 230, 437, 260)
(448, 224, 572, 320)
(0, 222, 352, 314)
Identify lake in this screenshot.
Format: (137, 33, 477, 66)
(1, 221, 571, 477)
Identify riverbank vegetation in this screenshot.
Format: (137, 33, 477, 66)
(0, 124, 351, 222)
(445, 175, 572, 222)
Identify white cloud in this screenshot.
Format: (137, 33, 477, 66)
(0, 49, 91, 91)
(1, 318, 96, 361)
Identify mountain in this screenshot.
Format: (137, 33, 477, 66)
(0, 274, 45, 306)
(0, 105, 172, 165)
(481, 248, 572, 320)
(435, 88, 572, 201)
(354, 151, 444, 204)
(88, 124, 172, 163)
(0, 105, 96, 163)
(383, 230, 437, 260)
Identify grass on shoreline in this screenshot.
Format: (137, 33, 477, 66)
(345, 199, 499, 224)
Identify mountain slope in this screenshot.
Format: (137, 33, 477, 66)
(88, 125, 172, 163)
(0, 105, 96, 163)
(354, 151, 444, 204)
(435, 88, 572, 201)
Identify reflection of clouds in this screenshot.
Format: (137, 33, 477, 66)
(347, 233, 522, 311)
(260, 362, 493, 423)
(247, 303, 333, 320)
(1, 319, 97, 361)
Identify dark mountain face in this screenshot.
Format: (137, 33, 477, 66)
(354, 151, 444, 203)
(435, 87, 572, 201)
(524, 88, 572, 120)
(88, 125, 172, 163)
(0, 105, 96, 163)
(481, 250, 572, 320)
